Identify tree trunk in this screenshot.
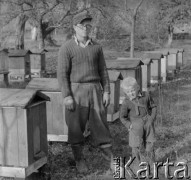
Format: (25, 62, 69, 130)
(130, 16, 135, 58)
(38, 18, 45, 50)
(15, 14, 28, 49)
(166, 24, 173, 48)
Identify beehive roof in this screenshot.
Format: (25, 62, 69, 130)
(8, 49, 32, 57)
(158, 48, 179, 54)
(142, 58, 153, 65)
(106, 59, 144, 69)
(108, 70, 123, 82)
(26, 78, 60, 92)
(153, 49, 170, 56)
(143, 52, 164, 59)
(31, 49, 48, 54)
(0, 88, 49, 108)
(117, 57, 141, 61)
(0, 48, 9, 53)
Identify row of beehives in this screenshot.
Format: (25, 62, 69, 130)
(106, 48, 184, 93)
(0, 49, 47, 83)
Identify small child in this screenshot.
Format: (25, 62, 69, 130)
(120, 77, 157, 164)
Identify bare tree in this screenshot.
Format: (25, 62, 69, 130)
(117, 0, 144, 57)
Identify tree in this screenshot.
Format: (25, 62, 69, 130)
(158, 0, 191, 47)
(0, 0, 92, 49)
(117, 0, 145, 57)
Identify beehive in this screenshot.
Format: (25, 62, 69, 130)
(167, 48, 179, 72)
(143, 52, 163, 84)
(106, 58, 143, 90)
(8, 49, 32, 82)
(0, 49, 9, 72)
(0, 88, 49, 178)
(30, 49, 48, 78)
(107, 70, 123, 122)
(154, 49, 169, 82)
(141, 58, 153, 91)
(26, 78, 68, 142)
(177, 48, 184, 68)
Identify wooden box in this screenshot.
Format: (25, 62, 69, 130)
(143, 52, 163, 84)
(154, 49, 170, 82)
(30, 49, 48, 78)
(107, 70, 123, 122)
(141, 58, 152, 91)
(167, 49, 178, 72)
(26, 78, 68, 142)
(177, 48, 184, 68)
(0, 88, 49, 178)
(106, 58, 143, 90)
(0, 49, 9, 72)
(8, 50, 32, 82)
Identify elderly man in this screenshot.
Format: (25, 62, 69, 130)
(57, 11, 114, 174)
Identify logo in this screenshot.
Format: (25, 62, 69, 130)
(113, 157, 190, 179)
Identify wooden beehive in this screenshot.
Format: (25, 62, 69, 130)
(107, 58, 143, 89)
(141, 58, 153, 92)
(26, 78, 68, 142)
(177, 48, 184, 68)
(154, 49, 170, 82)
(0, 88, 49, 178)
(143, 52, 163, 84)
(8, 49, 32, 82)
(0, 49, 9, 72)
(107, 70, 123, 122)
(0, 49, 9, 87)
(30, 49, 48, 78)
(167, 48, 179, 72)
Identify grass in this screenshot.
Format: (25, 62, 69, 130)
(2, 36, 191, 179)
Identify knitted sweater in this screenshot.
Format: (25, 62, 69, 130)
(57, 39, 110, 98)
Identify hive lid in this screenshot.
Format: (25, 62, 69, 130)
(142, 58, 153, 65)
(143, 52, 164, 59)
(0, 88, 50, 108)
(26, 78, 60, 92)
(177, 48, 184, 52)
(31, 49, 48, 54)
(108, 70, 123, 82)
(117, 57, 141, 61)
(8, 50, 32, 57)
(152, 49, 170, 56)
(0, 48, 9, 53)
(106, 59, 144, 69)
(158, 48, 179, 54)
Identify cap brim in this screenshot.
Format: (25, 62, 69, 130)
(80, 17, 92, 24)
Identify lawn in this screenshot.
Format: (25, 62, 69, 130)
(1, 37, 191, 179)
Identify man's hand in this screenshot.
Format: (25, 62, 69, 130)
(64, 96, 75, 111)
(103, 92, 110, 107)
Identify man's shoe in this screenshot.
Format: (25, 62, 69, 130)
(71, 144, 89, 174)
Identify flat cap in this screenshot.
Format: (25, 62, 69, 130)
(73, 11, 92, 25)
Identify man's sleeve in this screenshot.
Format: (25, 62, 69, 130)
(98, 46, 110, 93)
(120, 100, 131, 129)
(57, 45, 72, 98)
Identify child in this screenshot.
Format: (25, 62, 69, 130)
(120, 77, 157, 164)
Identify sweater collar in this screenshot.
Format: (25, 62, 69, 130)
(73, 35, 93, 47)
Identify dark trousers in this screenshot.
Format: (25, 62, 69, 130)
(65, 83, 112, 147)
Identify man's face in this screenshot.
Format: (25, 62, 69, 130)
(124, 86, 138, 100)
(74, 20, 92, 38)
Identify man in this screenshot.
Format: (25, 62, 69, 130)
(57, 11, 114, 174)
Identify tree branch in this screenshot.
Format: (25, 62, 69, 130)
(133, 0, 144, 16)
